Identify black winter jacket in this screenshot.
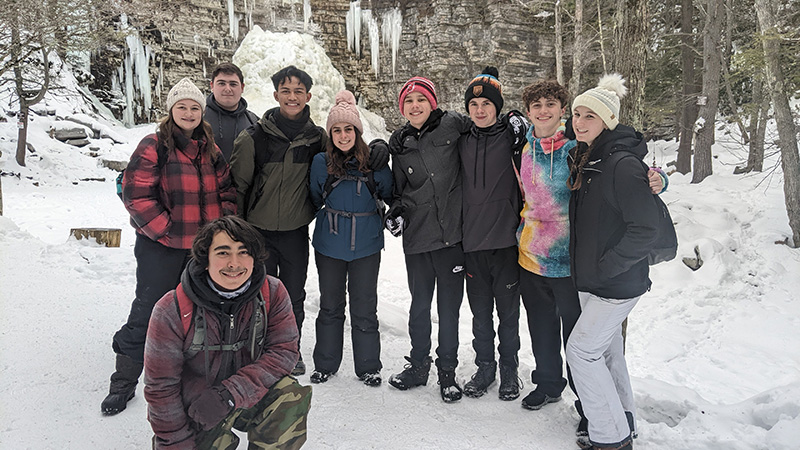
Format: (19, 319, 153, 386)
(204, 94, 259, 162)
(388, 109, 471, 255)
(458, 116, 524, 253)
(568, 125, 659, 299)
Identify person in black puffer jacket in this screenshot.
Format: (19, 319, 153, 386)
(566, 74, 659, 450)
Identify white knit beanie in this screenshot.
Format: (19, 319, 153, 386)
(326, 90, 363, 133)
(166, 78, 206, 113)
(572, 73, 627, 130)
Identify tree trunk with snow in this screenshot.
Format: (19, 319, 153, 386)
(676, 0, 699, 175)
(740, 70, 767, 173)
(755, 0, 800, 247)
(569, 0, 586, 95)
(691, 0, 722, 184)
(612, 0, 648, 130)
(555, 0, 564, 84)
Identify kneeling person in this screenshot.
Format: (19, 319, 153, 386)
(144, 216, 311, 449)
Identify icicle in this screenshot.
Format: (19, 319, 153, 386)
(346, 1, 361, 57)
(227, 0, 237, 40)
(203, 60, 207, 79)
(381, 8, 402, 78)
(303, 0, 311, 32)
(363, 10, 379, 77)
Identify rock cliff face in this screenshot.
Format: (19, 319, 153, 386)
(93, 0, 556, 129)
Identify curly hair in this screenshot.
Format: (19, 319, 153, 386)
(522, 80, 570, 111)
(191, 216, 268, 269)
(326, 128, 370, 178)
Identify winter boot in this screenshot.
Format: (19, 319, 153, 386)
(388, 356, 432, 390)
(358, 371, 382, 387)
(498, 362, 522, 401)
(437, 368, 463, 403)
(309, 369, 335, 384)
(522, 388, 562, 409)
(463, 361, 496, 398)
(292, 355, 306, 376)
(576, 435, 633, 450)
(101, 353, 143, 416)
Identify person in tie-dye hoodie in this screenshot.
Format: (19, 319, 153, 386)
(514, 81, 666, 431)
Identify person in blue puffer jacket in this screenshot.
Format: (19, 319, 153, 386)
(307, 90, 393, 387)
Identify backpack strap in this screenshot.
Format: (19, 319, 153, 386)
(321, 170, 386, 251)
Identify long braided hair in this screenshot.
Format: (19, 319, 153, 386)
(567, 140, 593, 191)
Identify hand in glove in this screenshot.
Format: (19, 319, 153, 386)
(368, 139, 390, 171)
(504, 110, 529, 148)
(385, 216, 405, 237)
(187, 386, 235, 431)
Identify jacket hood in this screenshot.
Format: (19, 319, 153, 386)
(181, 258, 267, 315)
(258, 106, 315, 140)
(592, 124, 647, 160)
(206, 93, 251, 117)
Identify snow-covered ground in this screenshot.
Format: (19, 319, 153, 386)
(1, 30, 799, 450)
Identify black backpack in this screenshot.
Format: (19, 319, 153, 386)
(602, 152, 678, 265)
(116, 139, 169, 201)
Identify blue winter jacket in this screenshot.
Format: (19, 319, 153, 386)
(310, 152, 393, 261)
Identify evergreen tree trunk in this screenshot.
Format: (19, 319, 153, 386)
(755, 0, 800, 247)
(677, 0, 699, 175)
(744, 71, 767, 172)
(612, 0, 647, 130)
(691, 0, 722, 184)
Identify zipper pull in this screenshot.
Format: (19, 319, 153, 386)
(229, 315, 235, 331)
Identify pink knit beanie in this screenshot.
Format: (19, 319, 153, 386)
(326, 90, 363, 133)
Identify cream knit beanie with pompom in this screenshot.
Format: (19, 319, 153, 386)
(572, 74, 628, 130)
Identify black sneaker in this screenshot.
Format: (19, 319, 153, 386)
(437, 368, 463, 403)
(521, 388, 562, 410)
(292, 356, 306, 376)
(388, 356, 431, 390)
(498, 363, 522, 401)
(359, 371, 382, 387)
(310, 370, 334, 384)
(463, 361, 496, 398)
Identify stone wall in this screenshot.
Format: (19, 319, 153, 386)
(92, 0, 557, 128)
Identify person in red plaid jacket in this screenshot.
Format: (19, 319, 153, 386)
(102, 78, 237, 416)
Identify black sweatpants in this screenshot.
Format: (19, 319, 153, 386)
(312, 251, 382, 377)
(258, 225, 309, 345)
(405, 244, 465, 371)
(464, 245, 521, 367)
(113, 234, 190, 362)
(520, 269, 581, 396)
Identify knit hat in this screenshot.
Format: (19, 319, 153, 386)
(572, 73, 628, 130)
(166, 78, 206, 113)
(464, 66, 503, 113)
(398, 76, 438, 115)
(326, 90, 363, 133)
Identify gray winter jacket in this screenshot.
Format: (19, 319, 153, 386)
(388, 109, 471, 255)
(204, 94, 259, 162)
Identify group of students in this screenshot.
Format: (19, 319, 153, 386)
(100, 61, 665, 450)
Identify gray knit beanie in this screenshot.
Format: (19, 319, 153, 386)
(166, 78, 206, 113)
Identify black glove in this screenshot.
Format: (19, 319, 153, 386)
(368, 139, 390, 171)
(564, 116, 576, 140)
(505, 110, 529, 148)
(187, 386, 235, 431)
(385, 216, 405, 237)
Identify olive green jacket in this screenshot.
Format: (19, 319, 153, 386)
(230, 107, 327, 231)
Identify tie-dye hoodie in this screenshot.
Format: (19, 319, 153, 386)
(515, 123, 575, 277)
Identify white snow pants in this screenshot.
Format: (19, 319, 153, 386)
(566, 291, 640, 445)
